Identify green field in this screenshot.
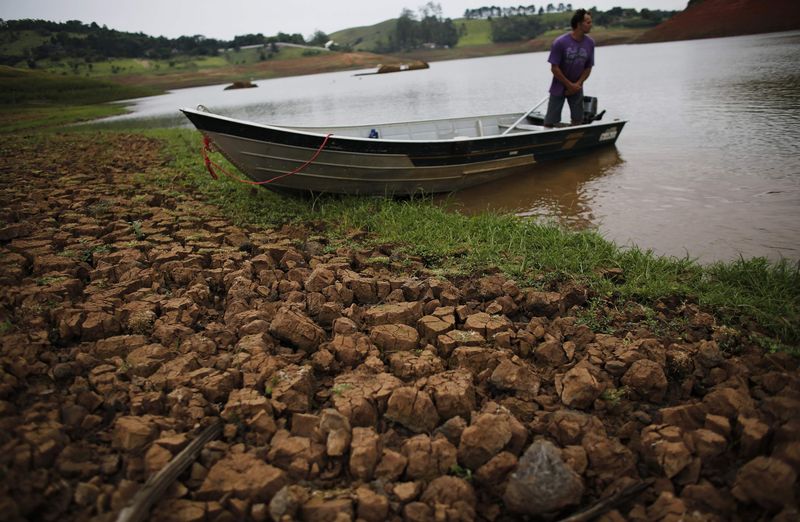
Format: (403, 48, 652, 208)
(454, 19, 492, 47)
(0, 65, 157, 132)
(329, 19, 398, 51)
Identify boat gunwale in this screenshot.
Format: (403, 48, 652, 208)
(180, 107, 627, 145)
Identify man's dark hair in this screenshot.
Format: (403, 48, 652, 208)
(571, 9, 589, 29)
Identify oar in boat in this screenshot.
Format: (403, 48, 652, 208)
(501, 95, 549, 135)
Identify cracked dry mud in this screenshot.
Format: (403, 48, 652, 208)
(0, 133, 798, 522)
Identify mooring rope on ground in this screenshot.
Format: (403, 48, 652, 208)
(200, 132, 333, 185)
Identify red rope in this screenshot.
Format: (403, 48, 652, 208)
(201, 133, 333, 185)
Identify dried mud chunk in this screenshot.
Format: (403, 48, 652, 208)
(737, 415, 770, 458)
(331, 372, 403, 427)
(659, 403, 706, 431)
(148, 354, 201, 391)
(556, 363, 604, 410)
(349, 426, 381, 481)
(319, 409, 350, 456)
(20, 419, 68, 468)
(195, 369, 241, 404)
(424, 369, 477, 421)
(197, 452, 288, 502)
(340, 269, 378, 303)
(489, 359, 541, 400)
(533, 339, 569, 366)
(364, 301, 423, 326)
(437, 329, 484, 358)
(702, 385, 756, 419)
(457, 413, 515, 470)
(375, 448, 408, 481)
(418, 314, 455, 342)
(81, 310, 121, 341)
(581, 432, 637, 486)
(401, 434, 458, 481)
(680, 481, 734, 518)
(94, 334, 149, 360)
(221, 388, 273, 421)
(304, 266, 336, 292)
(621, 359, 668, 403)
(301, 494, 354, 522)
(370, 324, 420, 352)
(689, 428, 727, 462)
(732, 456, 797, 511)
(640, 425, 693, 479)
(356, 486, 389, 522)
(503, 439, 584, 515)
(111, 416, 158, 451)
(463, 312, 512, 339)
(420, 476, 476, 520)
(388, 351, 445, 381)
(151, 499, 206, 522)
(546, 410, 607, 446)
(386, 387, 440, 434)
(270, 365, 315, 414)
(474, 451, 518, 492)
(126, 343, 173, 377)
(522, 290, 563, 317)
(269, 307, 325, 352)
(449, 347, 501, 377)
(267, 434, 324, 479)
(646, 491, 686, 521)
(327, 333, 373, 367)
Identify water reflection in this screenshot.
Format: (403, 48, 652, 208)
(445, 146, 623, 228)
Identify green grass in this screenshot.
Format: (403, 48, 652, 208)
(330, 19, 398, 51)
(0, 103, 130, 133)
(0, 65, 159, 131)
(131, 127, 799, 348)
(0, 65, 157, 106)
(454, 20, 492, 47)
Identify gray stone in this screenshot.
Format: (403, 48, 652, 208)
(503, 439, 584, 515)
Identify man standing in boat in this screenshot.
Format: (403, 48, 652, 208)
(543, 8, 594, 128)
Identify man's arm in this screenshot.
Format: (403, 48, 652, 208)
(573, 66, 592, 94)
(550, 64, 578, 94)
(551, 64, 593, 96)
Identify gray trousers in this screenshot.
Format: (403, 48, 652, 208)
(544, 91, 584, 126)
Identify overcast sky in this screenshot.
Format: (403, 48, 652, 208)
(0, 0, 688, 41)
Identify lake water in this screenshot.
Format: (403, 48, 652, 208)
(100, 31, 800, 263)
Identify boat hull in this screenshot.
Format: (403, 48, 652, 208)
(181, 108, 626, 196)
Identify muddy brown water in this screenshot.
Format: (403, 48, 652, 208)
(98, 31, 800, 263)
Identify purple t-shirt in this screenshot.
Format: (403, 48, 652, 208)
(547, 32, 595, 96)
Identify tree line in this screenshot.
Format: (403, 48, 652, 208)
(487, 5, 676, 43)
(0, 5, 678, 67)
(0, 18, 323, 67)
(464, 4, 573, 18)
(374, 3, 460, 52)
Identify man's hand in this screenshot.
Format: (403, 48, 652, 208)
(565, 81, 582, 96)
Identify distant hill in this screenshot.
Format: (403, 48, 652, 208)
(637, 0, 800, 43)
(329, 19, 398, 52)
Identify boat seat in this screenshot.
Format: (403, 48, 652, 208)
(497, 123, 542, 131)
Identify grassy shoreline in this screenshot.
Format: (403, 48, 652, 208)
(134, 127, 797, 349)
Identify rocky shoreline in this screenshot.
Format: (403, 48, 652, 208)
(0, 132, 798, 521)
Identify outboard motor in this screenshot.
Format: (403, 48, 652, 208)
(582, 96, 605, 124)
